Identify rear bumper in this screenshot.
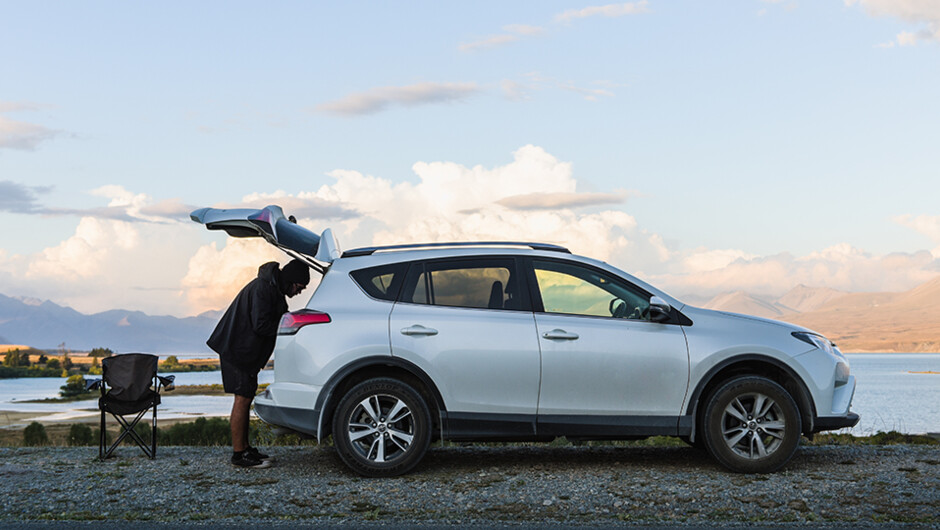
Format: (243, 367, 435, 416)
(253, 399, 318, 437)
(813, 412, 860, 432)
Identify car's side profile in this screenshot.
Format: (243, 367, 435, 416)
(192, 205, 859, 476)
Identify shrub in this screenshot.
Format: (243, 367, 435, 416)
(45, 358, 60, 370)
(87, 361, 102, 375)
(23, 422, 49, 446)
(27, 365, 62, 377)
(94, 428, 112, 446)
(59, 374, 91, 397)
(134, 422, 157, 443)
(159, 417, 231, 446)
(68, 424, 94, 446)
(160, 355, 181, 371)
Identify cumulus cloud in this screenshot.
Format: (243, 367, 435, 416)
(179, 146, 940, 315)
(0, 182, 339, 316)
(0, 102, 60, 151)
(846, 0, 940, 45)
(317, 82, 480, 116)
(0, 215, 204, 316)
(554, 1, 651, 23)
(181, 238, 285, 315)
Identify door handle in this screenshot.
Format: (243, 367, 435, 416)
(400, 325, 439, 336)
(542, 329, 579, 340)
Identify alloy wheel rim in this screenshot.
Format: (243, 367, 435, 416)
(346, 393, 415, 464)
(720, 392, 787, 459)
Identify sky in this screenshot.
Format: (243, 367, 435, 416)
(1, 0, 939, 318)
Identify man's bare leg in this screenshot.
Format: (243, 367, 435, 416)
(231, 394, 253, 453)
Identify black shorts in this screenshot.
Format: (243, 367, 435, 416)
(220, 358, 259, 398)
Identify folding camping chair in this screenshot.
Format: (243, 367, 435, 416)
(85, 353, 175, 460)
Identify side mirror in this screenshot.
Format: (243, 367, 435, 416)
(648, 296, 672, 322)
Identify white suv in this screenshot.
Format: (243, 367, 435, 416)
(193, 205, 858, 477)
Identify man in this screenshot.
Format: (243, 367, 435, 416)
(208, 259, 310, 468)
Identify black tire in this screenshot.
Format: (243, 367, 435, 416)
(702, 376, 801, 473)
(332, 377, 431, 477)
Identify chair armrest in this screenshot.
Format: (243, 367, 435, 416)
(85, 378, 103, 391)
(158, 375, 176, 391)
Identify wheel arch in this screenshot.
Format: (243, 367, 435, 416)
(315, 356, 446, 440)
(686, 354, 816, 435)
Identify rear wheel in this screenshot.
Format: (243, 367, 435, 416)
(332, 378, 431, 477)
(702, 376, 801, 473)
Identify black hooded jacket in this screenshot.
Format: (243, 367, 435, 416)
(207, 262, 289, 372)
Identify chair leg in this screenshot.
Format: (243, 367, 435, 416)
(99, 410, 106, 460)
(151, 405, 157, 459)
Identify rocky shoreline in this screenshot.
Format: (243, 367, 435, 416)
(0, 443, 937, 526)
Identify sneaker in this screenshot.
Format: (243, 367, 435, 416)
(231, 451, 271, 469)
(246, 446, 275, 463)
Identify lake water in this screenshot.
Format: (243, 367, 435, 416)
(1, 354, 937, 435)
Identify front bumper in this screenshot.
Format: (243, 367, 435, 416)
(813, 412, 860, 432)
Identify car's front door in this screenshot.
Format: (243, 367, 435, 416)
(527, 258, 690, 436)
(389, 257, 541, 439)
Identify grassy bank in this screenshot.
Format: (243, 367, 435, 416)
(0, 417, 310, 448)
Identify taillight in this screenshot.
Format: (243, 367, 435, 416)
(278, 310, 331, 335)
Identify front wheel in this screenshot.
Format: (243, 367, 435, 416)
(702, 376, 801, 473)
(332, 378, 431, 477)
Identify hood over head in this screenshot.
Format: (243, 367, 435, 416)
(257, 261, 281, 284)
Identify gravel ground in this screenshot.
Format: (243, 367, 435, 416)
(0, 443, 937, 527)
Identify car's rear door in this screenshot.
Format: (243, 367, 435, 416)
(527, 258, 690, 436)
(389, 257, 542, 439)
(190, 204, 340, 268)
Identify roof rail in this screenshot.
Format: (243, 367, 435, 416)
(342, 241, 571, 258)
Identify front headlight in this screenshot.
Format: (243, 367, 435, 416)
(792, 331, 835, 355)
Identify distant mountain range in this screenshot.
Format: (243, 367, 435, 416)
(689, 276, 940, 353)
(0, 294, 219, 354)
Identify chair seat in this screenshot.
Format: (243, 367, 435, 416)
(100, 390, 160, 416)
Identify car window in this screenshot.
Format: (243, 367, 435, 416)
(533, 260, 650, 320)
(350, 263, 408, 301)
(400, 258, 524, 310)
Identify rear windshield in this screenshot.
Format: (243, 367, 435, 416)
(350, 263, 408, 301)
